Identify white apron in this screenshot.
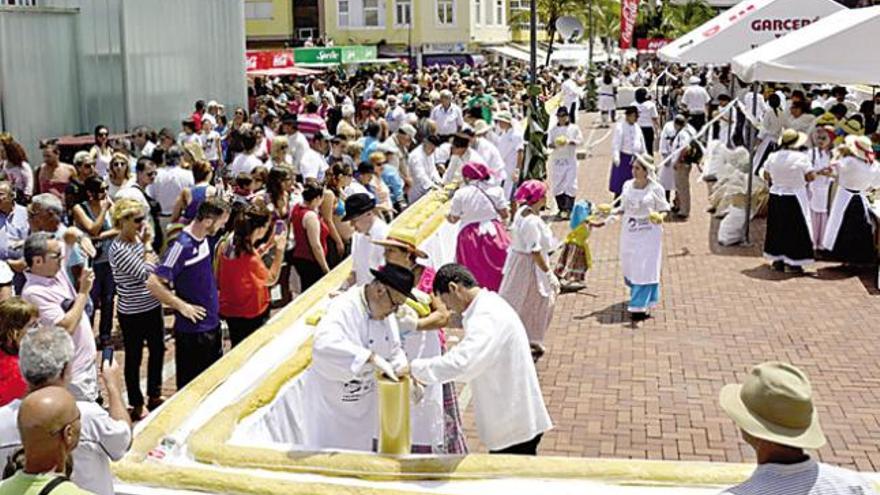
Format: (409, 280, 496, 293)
(822, 188, 870, 251)
(301, 316, 401, 452)
(551, 156, 577, 197)
(399, 305, 444, 451)
(658, 155, 676, 191)
(619, 215, 663, 285)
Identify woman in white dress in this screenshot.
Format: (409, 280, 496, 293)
(807, 126, 835, 249)
(499, 180, 559, 361)
(821, 135, 880, 265)
(597, 70, 618, 128)
(610, 158, 670, 321)
(762, 129, 815, 273)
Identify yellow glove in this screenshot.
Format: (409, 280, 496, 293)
(405, 298, 432, 318)
(597, 203, 613, 215)
(649, 211, 666, 224)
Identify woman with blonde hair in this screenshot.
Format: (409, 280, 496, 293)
(266, 136, 292, 170)
(107, 151, 133, 199)
(108, 198, 165, 420)
(0, 297, 38, 406)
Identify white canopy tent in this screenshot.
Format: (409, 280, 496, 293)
(658, 0, 844, 65)
(732, 6, 880, 84)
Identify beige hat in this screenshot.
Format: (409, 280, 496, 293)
(846, 134, 875, 162)
(494, 110, 513, 124)
(719, 362, 826, 450)
(778, 128, 808, 149)
(472, 119, 492, 136)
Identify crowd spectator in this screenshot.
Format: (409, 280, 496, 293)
(0, 297, 37, 407)
(289, 183, 330, 292)
(34, 143, 76, 200)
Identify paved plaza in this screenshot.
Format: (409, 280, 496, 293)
(126, 112, 880, 470)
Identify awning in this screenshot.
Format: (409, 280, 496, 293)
(246, 67, 323, 78)
(296, 58, 399, 68)
(485, 44, 549, 64)
(658, 0, 844, 65)
(732, 6, 880, 84)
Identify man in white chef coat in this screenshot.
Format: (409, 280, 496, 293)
(491, 110, 525, 201)
(400, 263, 552, 455)
(548, 106, 584, 218)
(300, 263, 414, 451)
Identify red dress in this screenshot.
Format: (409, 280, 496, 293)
(0, 351, 26, 407)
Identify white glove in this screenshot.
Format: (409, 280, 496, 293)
(371, 353, 399, 382)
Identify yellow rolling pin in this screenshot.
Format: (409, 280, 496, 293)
(376, 372, 411, 455)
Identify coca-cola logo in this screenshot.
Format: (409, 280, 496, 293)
(246, 55, 258, 70)
(620, 0, 639, 48)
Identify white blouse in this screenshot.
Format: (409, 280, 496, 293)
(836, 156, 880, 192)
(621, 180, 670, 218)
(508, 208, 554, 258)
(450, 183, 507, 227)
(764, 150, 812, 192)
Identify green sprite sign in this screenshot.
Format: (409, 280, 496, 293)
(294, 47, 341, 64)
(295, 45, 377, 65)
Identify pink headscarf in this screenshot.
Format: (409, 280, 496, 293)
(514, 180, 547, 206)
(461, 162, 492, 181)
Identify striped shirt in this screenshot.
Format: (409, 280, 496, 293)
(108, 239, 161, 315)
(719, 459, 877, 495)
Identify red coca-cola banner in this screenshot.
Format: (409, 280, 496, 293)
(636, 38, 672, 52)
(246, 50, 295, 72)
(620, 0, 639, 49)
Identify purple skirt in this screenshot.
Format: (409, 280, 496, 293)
(609, 153, 636, 196)
(455, 221, 510, 291)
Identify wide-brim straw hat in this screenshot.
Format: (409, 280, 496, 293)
(719, 362, 826, 450)
(846, 134, 875, 162)
(372, 228, 428, 259)
(778, 128, 808, 149)
(840, 117, 865, 136)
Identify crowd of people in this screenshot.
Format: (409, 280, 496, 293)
(0, 54, 878, 495)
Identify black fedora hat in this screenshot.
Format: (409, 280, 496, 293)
(357, 162, 375, 175)
(342, 193, 376, 222)
(370, 263, 417, 301)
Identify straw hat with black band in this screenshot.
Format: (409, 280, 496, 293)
(372, 229, 428, 259)
(719, 362, 826, 450)
(778, 128, 808, 149)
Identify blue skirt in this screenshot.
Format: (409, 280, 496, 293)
(625, 278, 660, 313)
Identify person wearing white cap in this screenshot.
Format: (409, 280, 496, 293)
(681, 76, 711, 132)
(491, 111, 525, 200)
(385, 94, 406, 134)
(718, 362, 877, 495)
(381, 124, 416, 192)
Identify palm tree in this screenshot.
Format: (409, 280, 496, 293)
(658, 0, 716, 39)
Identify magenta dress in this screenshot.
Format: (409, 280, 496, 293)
(450, 183, 511, 291)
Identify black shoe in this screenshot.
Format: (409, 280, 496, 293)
(785, 265, 804, 274)
(771, 261, 785, 272)
(631, 311, 648, 321)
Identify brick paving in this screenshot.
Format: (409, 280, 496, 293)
(115, 112, 880, 470)
(458, 112, 880, 470)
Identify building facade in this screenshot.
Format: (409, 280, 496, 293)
(323, 0, 510, 64)
(245, 0, 295, 47)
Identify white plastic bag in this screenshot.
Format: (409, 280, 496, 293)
(718, 206, 746, 246)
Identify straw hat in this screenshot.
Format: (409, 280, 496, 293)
(814, 112, 837, 127)
(472, 119, 492, 136)
(839, 117, 864, 137)
(846, 135, 875, 162)
(494, 110, 513, 124)
(372, 228, 428, 259)
(719, 362, 826, 450)
(778, 128, 808, 149)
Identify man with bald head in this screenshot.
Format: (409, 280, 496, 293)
(0, 386, 93, 494)
(0, 326, 130, 495)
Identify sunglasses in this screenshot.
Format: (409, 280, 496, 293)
(132, 216, 146, 224)
(111, 161, 127, 167)
(146, 171, 158, 177)
(45, 251, 62, 260)
(98, 132, 109, 137)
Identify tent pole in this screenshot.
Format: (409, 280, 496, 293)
(726, 75, 735, 147)
(744, 83, 758, 244)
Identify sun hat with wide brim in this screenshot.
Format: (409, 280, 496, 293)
(840, 117, 865, 136)
(372, 228, 428, 259)
(778, 128, 809, 149)
(370, 263, 418, 301)
(846, 134, 875, 162)
(719, 362, 826, 450)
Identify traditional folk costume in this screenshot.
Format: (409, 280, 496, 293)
(753, 107, 784, 174)
(609, 119, 646, 197)
(808, 146, 833, 249)
(492, 111, 524, 200)
(547, 109, 584, 215)
(762, 133, 815, 269)
(449, 163, 510, 291)
(658, 120, 679, 194)
(821, 136, 880, 264)
(299, 284, 407, 451)
(617, 179, 670, 316)
(554, 201, 594, 287)
(411, 289, 553, 454)
(499, 181, 558, 353)
(596, 77, 618, 126)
